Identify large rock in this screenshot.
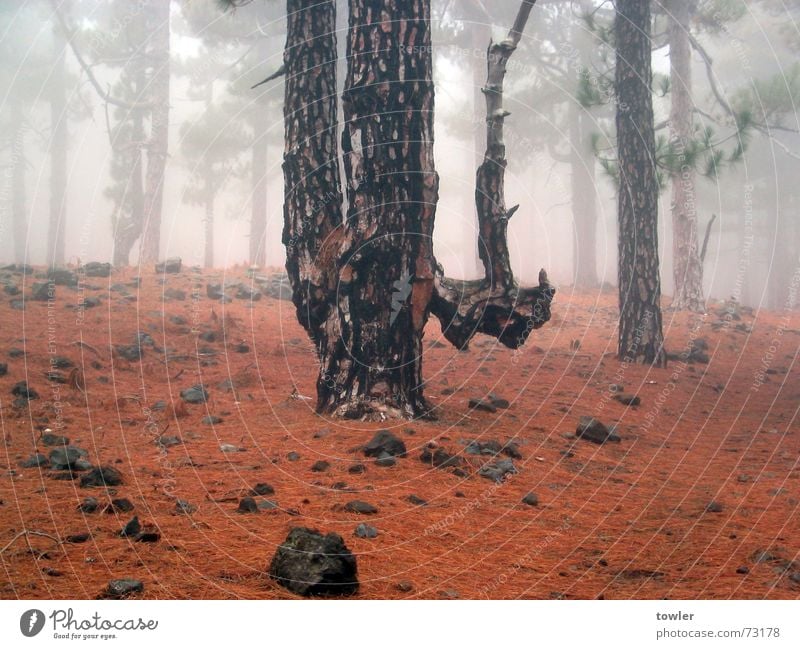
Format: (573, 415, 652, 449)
(576, 416, 621, 444)
(82, 262, 112, 277)
(11, 381, 38, 400)
(49, 445, 88, 470)
(48, 268, 78, 286)
(31, 281, 53, 301)
(80, 466, 123, 487)
(268, 527, 358, 597)
(363, 430, 407, 458)
(155, 258, 182, 274)
(478, 458, 518, 483)
(419, 447, 462, 469)
(180, 385, 209, 404)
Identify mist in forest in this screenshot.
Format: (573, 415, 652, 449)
(1, 0, 798, 309)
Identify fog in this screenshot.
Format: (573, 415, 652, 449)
(1, 0, 798, 309)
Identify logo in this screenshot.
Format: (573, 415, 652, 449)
(390, 270, 413, 325)
(20, 609, 45, 637)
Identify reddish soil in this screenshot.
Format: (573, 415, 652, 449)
(1, 267, 798, 600)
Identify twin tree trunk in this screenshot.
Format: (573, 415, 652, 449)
(668, 0, 705, 312)
(615, 0, 666, 366)
(281, 0, 552, 419)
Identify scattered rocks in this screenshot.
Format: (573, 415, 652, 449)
(157, 435, 181, 448)
(80, 466, 123, 488)
(50, 356, 74, 369)
(11, 381, 38, 400)
(105, 498, 134, 514)
(78, 497, 99, 513)
(363, 430, 407, 459)
(175, 499, 197, 515)
(31, 281, 53, 301)
(19, 454, 49, 468)
(348, 463, 366, 475)
(180, 385, 208, 404)
(354, 523, 378, 539)
(522, 492, 539, 507)
(478, 458, 518, 483)
(250, 483, 275, 496)
(237, 497, 258, 513)
(163, 287, 186, 301)
(311, 460, 330, 473)
(407, 494, 427, 506)
(65, 533, 90, 544)
(343, 500, 378, 515)
(419, 447, 462, 469)
(115, 344, 142, 361)
(120, 516, 141, 537)
(206, 283, 225, 300)
(576, 416, 621, 444)
(82, 262, 112, 278)
(705, 501, 724, 513)
(613, 394, 641, 407)
(235, 285, 261, 301)
(155, 258, 182, 274)
(49, 446, 88, 471)
(48, 268, 78, 286)
(268, 527, 358, 597)
(105, 579, 143, 599)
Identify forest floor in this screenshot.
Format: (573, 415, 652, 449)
(1, 265, 799, 600)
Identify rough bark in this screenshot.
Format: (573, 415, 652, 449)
(281, 0, 552, 419)
(668, 0, 705, 312)
(48, 17, 68, 267)
(615, 0, 666, 366)
(139, 0, 170, 264)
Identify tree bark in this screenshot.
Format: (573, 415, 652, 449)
(281, 0, 552, 419)
(139, 0, 170, 264)
(112, 112, 145, 267)
(615, 0, 666, 366)
(668, 0, 705, 312)
(48, 16, 68, 268)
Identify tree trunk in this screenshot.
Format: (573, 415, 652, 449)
(281, 0, 551, 419)
(615, 0, 666, 366)
(250, 98, 268, 267)
(204, 173, 214, 269)
(11, 100, 27, 265)
(668, 0, 704, 312)
(570, 106, 598, 287)
(139, 0, 170, 264)
(48, 17, 68, 267)
(471, 8, 491, 277)
(112, 113, 145, 267)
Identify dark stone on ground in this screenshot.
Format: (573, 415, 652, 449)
(407, 494, 427, 506)
(105, 579, 143, 599)
(51, 356, 74, 368)
(502, 442, 523, 459)
(396, 581, 414, 593)
(363, 430, 407, 458)
(268, 527, 358, 597)
(487, 393, 510, 409)
(576, 416, 621, 444)
(0, 362, 6, 376)
(163, 287, 186, 301)
(157, 435, 181, 448)
(465, 439, 502, 456)
(348, 463, 366, 474)
(175, 499, 196, 515)
(78, 497, 99, 513)
(65, 533, 91, 544)
(82, 262, 112, 278)
(233, 343, 249, 353)
(343, 500, 378, 514)
(354, 523, 378, 539)
(237, 497, 258, 513)
(31, 281, 53, 301)
(420, 447, 462, 469)
(198, 331, 216, 343)
(135, 531, 160, 543)
(206, 283, 224, 299)
(287, 451, 300, 462)
(374, 451, 396, 467)
(120, 516, 141, 537)
(522, 492, 539, 507)
(155, 258, 182, 274)
(180, 385, 208, 404)
(41, 433, 69, 446)
(9, 348, 25, 358)
(468, 398, 497, 413)
(235, 285, 261, 301)
(251, 483, 275, 496)
(11, 381, 38, 400)
(49, 445, 87, 470)
(311, 460, 330, 472)
(202, 415, 222, 425)
(736, 566, 750, 575)
(20, 454, 49, 468)
(48, 268, 78, 286)
(706, 501, 723, 513)
(80, 466, 123, 488)
(478, 458, 518, 483)
(46, 370, 69, 383)
(614, 394, 641, 407)
(115, 344, 142, 361)
(170, 315, 188, 326)
(80, 296, 101, 308)
(104, 498, 134, 514)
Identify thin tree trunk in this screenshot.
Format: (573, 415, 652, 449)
(48, 17, 68, 267)
(204, 173, 214, 269)
(112, 113, 145, 267)
(140, 0, 170, 264)
(668, 0, 704, 312)
(472, 11, 490, 277)
(570, 107, 598, 287)
(615, 0, 666, 366)
(250, 98, 268, 267)
(11, 100, 27, 265)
